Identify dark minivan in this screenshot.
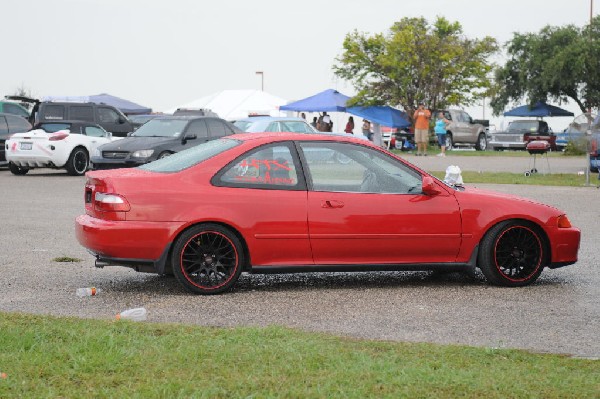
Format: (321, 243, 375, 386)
(30, 101, 134, 137)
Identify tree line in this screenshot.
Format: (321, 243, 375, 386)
(334, 16, 600, 118)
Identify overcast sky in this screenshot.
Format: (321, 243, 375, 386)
(1, 0, 595, 129)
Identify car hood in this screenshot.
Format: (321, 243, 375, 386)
(459, 186, 557, 210)
(98, 136, 178, 151)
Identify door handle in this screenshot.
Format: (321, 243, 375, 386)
(322, 200, 344, 209)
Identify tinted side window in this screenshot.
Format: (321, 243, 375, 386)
(217, 144, 300, 189)
(6, 115, 31, 133)
(44, 105, 65, 120)
(207, 119, 228, 138)
(265, 122, 280, 132)
(4, 103, 29, 117)
(70, 106, 94, 121)
(85, 126, 106, 137)
(96, 107, 120, 123)
(0, 116, 8, 134)
(185, 120, 209, 138)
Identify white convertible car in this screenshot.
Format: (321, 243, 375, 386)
(6, 121, 121, 176)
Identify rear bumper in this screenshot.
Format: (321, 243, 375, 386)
(75, 214, 183, 265)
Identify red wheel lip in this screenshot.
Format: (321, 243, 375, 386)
(179, 230, 239, 291)
(493, 225, 543, 283)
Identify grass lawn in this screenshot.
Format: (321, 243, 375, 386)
(0, 312, 598, 398)
(429, 171, 593, 187)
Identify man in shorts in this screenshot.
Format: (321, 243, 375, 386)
(413, 103, 431, 156)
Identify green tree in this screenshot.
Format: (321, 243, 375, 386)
(490, 16, 600, 115)
(333, 17, 498, 116)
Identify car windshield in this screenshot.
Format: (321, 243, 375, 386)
(38, 123, 71, 133)
(132, 119, 189, 137)
(233, 121, 253, 131)
(138, 138, 241, 173)
(508, 121, 539, 132)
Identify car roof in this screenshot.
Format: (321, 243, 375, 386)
(235, 116, 305, 122)
(151, 115, 221, 121)
(229, 131, 373, 144)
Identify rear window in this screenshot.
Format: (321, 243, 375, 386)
(38, 123, 71, 133)
(43, 105, 65, 120)
(138, 138, 241, 173)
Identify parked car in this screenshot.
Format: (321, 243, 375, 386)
(0, 113, 33, 166)
(233, 116, 318, 133)
(5, 121, 118, 176)
(440, 109, 489, 151)
(555, 130, 586, 151)
(0, 101, 30, 118)
(75, 133, 580, 294)
(590, 131, 600, 172)
(173, 108, 219, 117)
(90, 116, 241, 170)
(489, 120, 557, 151)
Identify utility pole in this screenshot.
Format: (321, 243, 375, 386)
(255, 71, 264, 91)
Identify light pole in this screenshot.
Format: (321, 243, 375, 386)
(255, 71, 264, 91)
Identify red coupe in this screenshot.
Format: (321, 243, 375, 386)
(75, 133, 580, 294)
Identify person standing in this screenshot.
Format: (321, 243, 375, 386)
(413, 103, 431, 156)
(434, 111, 450, 156)
(345, 116, 354, 134)
(362, 119, 372, 140)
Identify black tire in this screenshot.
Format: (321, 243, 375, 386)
(171, 224, 244, 294)
(475, 133, 487, 151)
(158, 151, 172, 159)
(65, 147, 89, 176)
(445, 133, 453, 150)
(478, 220, 545, 287)
(8, 162, 29, 175)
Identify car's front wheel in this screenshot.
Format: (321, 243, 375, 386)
(65, 147, 89, 176)
(172, 224, 244, 294)
(478, 220, 545, 287)
(8, 162, 29, 175)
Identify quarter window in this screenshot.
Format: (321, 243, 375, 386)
(217, 144, 300, 189)
(207, 119, 228, 138)
(85, 126, 106, 137)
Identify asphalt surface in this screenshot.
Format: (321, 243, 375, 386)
(0, 157, 598, 359)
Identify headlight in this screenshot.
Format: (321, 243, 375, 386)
(93, 148, 101, 157)
(132, 149, 154, 158)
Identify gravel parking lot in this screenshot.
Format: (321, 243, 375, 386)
(0, 159, 598, 358)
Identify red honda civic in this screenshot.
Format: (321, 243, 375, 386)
(75, 133, 581, 294)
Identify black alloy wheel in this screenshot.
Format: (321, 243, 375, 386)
(66, 147, 89, 176)
(172, 224, 244, 294)
(478, 220, 545, 287)
(8, 162, 29, 175)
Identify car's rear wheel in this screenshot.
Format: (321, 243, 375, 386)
(475, 133, 487, 151)
(8, 162, 29, 175)
(172, 224, 244, 295)
(66, 147, 89, 176)
(478, 220, 545, 287)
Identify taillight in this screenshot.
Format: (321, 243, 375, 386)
(94, 192, 130, 212)
(49, 132, 69, 141)
(591, 139, 597, 155)
(557, 215, 572, 228)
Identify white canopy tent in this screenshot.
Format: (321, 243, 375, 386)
(166, 89, 288, 120)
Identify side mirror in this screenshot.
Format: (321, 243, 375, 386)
(182, 134, 197, 143)
(118, 116, 127, 124)
(422, 175, 441, 196)
(106, 132, 112, 139)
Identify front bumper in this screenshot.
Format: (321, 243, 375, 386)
(489, 140, 526, 150)
(548, 225, 581, 268)
(90, 156, 148, 170)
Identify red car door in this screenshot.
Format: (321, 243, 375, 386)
(299, 142, 462, 265)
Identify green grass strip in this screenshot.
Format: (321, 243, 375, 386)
(0, 313, 598, 398)
(430, 171, 595, 187)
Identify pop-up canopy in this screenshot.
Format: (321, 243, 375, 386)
(503, 101, 574, 117)
(280, 89, 350, 112)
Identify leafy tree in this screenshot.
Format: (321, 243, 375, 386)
(490, 16, 600, 115)
(333, 17, 498, 116)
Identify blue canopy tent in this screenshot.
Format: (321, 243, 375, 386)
(346, 105, 410, 128)
(280, 89, 350, 112)
(89, 93, 152, 115)
(503, 101, 574, 117)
